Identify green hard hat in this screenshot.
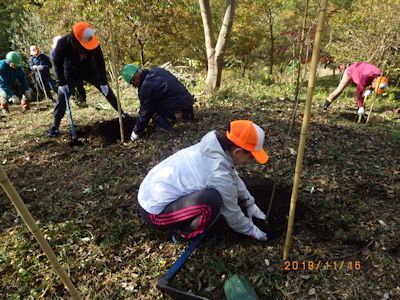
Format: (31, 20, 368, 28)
(6, 51, 23, 67)
(122, 64, 139, 84)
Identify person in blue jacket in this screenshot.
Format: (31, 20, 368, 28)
(121, 64, 195, 141)
(47, 22, 122, 137)
(0, 51, 33, 114)
(29, 45, 57, 102)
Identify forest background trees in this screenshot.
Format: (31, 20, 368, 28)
(1, 0, 400, 89)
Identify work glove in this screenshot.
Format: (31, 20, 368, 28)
(32, 65, 44, 71)
(130, 130, 139, 141)
(357, 106, 365, 116)
(247, 204, 266, 220)
(363, 89, 372, 98)
(9, 95, 20, 104)
(100, 85, 109, 96)
(250, 224, 268, 241)
(58, 84, 69, 95)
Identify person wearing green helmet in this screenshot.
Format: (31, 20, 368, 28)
(121, 63, 195, 141)
(0, 51, 33, 113)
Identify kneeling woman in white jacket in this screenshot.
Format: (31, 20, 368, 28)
(138, 120, 270, 242)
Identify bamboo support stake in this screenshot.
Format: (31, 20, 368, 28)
(0, 166, 81, 299)
(283, 0, 328, 260)
(109, 11, 125, 143)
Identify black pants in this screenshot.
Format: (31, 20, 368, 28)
(139, 189, 222, 239)
(52, 77, 119, 128)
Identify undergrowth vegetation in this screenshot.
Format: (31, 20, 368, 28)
(0, 70, 399, 299)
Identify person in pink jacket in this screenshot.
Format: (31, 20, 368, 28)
(323, 62, 388, 115)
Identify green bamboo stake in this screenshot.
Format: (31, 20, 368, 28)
(283, 0, 328, 260)
(0, 166, 81, 300)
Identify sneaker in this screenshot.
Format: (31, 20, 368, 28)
(171, 231, 188, 244)
(322, 100, 331, 111)
(47, 126, 60, 137)
(171, 230, 218, 245)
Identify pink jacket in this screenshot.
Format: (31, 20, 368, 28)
(347, 62, 381, 107)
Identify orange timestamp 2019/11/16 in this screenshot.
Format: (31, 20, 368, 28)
(284, 260, 362, 271)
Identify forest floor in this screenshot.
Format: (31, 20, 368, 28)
(0, 73, 399, 299)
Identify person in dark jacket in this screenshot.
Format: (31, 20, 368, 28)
(0, 51, 33, 113)
(29, 45, 57, 101)
(121, 64, 195, 141)
(47, 22, 121, 137)
(50, 36, 87, 106)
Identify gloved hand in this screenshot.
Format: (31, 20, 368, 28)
(32, 65, 44, 71)
(130, 130, 139, 141)
(247, 204, 266, 220)
(9, 95, 20, 104)
(357, 106, 365, 116)
(363, 89, 372, 97)
(251, 224, 268, 241)
(100, 85, 109, 96)
(58, 84, 69, 95)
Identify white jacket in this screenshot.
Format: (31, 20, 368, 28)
(138, 131, 256, 236)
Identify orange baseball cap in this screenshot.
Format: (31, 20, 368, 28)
(226, 120, 269, 164)
(72, 22, 99, 50)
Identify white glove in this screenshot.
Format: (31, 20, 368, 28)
(9, 95, 20, 104)
(100, 85, 109, 96)
(357, 106, 365, 116)
(32, 65, 38, 70)
(363, 89, 372, 97)
(130, 130, 139, 141)
(58, 84, 69, 95)
(247, 204, 266, 220)
(37, 65, 44, 71)
(251, 225, 268, 241)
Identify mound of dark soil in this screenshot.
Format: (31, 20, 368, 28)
(79, 116, 136, 145)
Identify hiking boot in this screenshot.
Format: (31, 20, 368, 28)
(47, 126, 60, 137)
(322, 99, 331, 111)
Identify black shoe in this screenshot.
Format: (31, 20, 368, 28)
(171, 230, 218, 245)
(47, 126, 60, 137)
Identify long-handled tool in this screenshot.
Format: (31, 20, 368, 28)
(157, 218, 220, 300)
(35, 68, 50, 102)
(63, 90, 83, 146)
(357, 94, 369, 124)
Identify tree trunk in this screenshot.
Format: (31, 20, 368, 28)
(199, 0, 236, 93)
(265, 7, 274, 75)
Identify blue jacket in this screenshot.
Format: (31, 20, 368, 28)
(0, 59, 30, 98)
(134, 68, 195, 133)
(29, 53, 53, 79)
(53, 33, 108, 86)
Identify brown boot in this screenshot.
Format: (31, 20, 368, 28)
(0, 102, 9, 114)
(21, 99, 30, 111)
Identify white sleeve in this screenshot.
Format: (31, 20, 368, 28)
(235, 170, 255, 207)
(207, 168, 254, 236)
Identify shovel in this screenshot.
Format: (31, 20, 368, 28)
(63, 90, 83, 146)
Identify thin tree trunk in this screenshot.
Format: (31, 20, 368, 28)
(199, 0, 236, 93)
(265, 7, 274, 75)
